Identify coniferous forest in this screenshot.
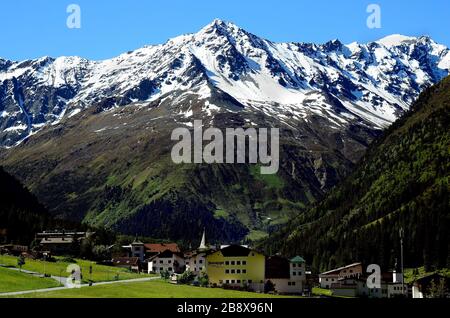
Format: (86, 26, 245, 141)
(262, 76, 450, 273)
(0, 167, 52, 244)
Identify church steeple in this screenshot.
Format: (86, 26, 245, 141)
(199, 228, 207, 250)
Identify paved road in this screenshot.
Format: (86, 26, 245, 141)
(0, 265, 160, 297)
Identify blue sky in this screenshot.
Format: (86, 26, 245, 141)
(0, 0, 448, 61)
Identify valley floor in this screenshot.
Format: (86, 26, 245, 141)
(0, 266, 61, 293)
(0, 255, 296, 298)
(2, 279, 296, 298)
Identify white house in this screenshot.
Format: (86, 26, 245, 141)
(331, 271, 407, 298)
(265, 255, 306, 294)
(319, 262, 363, 289)
(184, 229, 209, 275)
(122, 239, 145, 262)
(148, 249, 185, 274)
(185, 252, 207, 275)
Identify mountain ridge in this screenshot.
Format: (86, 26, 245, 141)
(0, 20, 449, 243)
(1, 20, 449, 147)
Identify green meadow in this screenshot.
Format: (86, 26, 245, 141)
(0, 255, 150, 283)
(6, 279, 296, 298)
(0, 266, 60, 293)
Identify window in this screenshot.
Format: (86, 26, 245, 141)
(293, 264, 296, 268)
(237, 261, 241, 265)
(199, 260, 203, 264)
(242, 261, 247, 265)
(237, 269, 241, 274)
(237, 280, 241, 284)
(194, 260, 197, 264)
(231, 261, 235, 265)
(168, 267, 172, 271)
(243, 269, 247, 274)
(159, 260, 163, 264)
(225, 269, 230, 274)
(231, 269, 235, 274)
(293, 272, 297, 276)
(248, 280, 252, 283)
(225, 280, 229, 284)
(168, 260, 172, 264)
(231, 280, 235, 284)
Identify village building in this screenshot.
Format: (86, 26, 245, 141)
(319, 262, 363, 289)
(122, 239, 145, 261)
(147, 249, 186, 274)
(411, 273, 449, 298)
(0, 244, 28, 256)
(185, 251, 207, 275)
(144, 243, 180, 259)
(330, 271, 407, 298)
(206, 245, 266, 292)
(36, 230, 90, 255)
(111, 257, 141, 272)
(184, 230, 210, 275)
(265, 255, 307, 294)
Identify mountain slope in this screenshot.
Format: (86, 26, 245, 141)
(0, 166, 52, 244)
(263, 76, 450, 271)
(0, 20, 449, 244)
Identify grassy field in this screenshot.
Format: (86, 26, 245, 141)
(6, 279, 297, 298)
(0, 254, 150, 283)
(312, 287, 333, 297)
(0, 267, 60, 293)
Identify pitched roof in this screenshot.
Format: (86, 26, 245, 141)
(112, 257, 140, 266)
(144, 243, 180, 254)
(220, 245, 253, 257)
(320, 262, 362, 276)
(266, 256, 290, 279)
(148, 250, 184, 262)
(290, 256, 306, 264)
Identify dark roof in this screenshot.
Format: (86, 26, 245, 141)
(266, 256, 290, 279)
(112, 257, 140, 266)
(290, 256, 306, 263)
(220, 245, 252, 257)
(144, 243, 180, 254)
(148, 249, 184, 261)
(415, 273, 449, 285)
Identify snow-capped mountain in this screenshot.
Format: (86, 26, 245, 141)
(1, 19, 449, 148)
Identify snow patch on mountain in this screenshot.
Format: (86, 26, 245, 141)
(0, 19, 449, 148)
